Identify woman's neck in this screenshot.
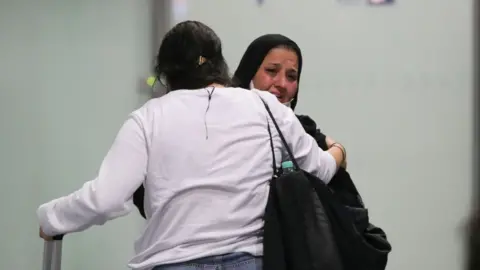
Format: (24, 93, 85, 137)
(208, 83, 225, 88)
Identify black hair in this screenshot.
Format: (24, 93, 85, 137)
(155, 20, 232, 91)
(233, 34, 303, 110)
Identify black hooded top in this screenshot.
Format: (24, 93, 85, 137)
(234, 34, 392, 269)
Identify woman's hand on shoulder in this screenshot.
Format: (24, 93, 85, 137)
(325, 136, 347, 169)
(325, 136, 336, 148)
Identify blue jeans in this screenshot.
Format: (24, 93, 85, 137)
(152, 253, 262, 270)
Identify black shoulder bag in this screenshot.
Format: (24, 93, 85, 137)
(260, 98, 391, 270)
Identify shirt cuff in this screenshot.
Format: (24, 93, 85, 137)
(37, 200, 60, 237)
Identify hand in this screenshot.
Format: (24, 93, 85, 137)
(39, 227, 53, 241)
(326, 136, 348, 169)
(325, 136, 336, 148)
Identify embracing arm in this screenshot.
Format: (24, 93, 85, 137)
(265, 101, 345, 183)
(37, 114, 148, 236)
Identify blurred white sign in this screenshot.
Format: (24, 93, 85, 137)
(173, 0, 188, 23)
(369, 0, 394, 4)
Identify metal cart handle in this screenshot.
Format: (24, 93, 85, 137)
(42, 235, 64, 270)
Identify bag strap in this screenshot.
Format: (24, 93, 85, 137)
(266, 116, 277, 174)
(259, 97, 300, 170)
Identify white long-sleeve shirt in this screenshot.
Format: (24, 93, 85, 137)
(36, 87, 337, 270)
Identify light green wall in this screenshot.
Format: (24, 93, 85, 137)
(0, 0, 474, 269)
(0, 1, 153, 269)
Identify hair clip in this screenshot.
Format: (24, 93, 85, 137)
(198, 56, 206, 66)
(146, 76, 156, 87)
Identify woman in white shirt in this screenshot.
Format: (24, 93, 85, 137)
(37, 20, 346, 270)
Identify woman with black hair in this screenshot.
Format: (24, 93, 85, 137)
(37, 21, 347, 270)
(233, 34, 392, 270)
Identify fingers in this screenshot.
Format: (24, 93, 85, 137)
(39, 227, 53, 241)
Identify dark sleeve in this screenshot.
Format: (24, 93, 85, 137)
(133, 185, 146, 219)
(296, 114, 328, 150)
(295, 117, 391, 254)
(296, 114, 361, 204)
(313, 130, 328, 151)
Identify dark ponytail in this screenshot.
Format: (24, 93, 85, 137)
(155, 20, 232, 91)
